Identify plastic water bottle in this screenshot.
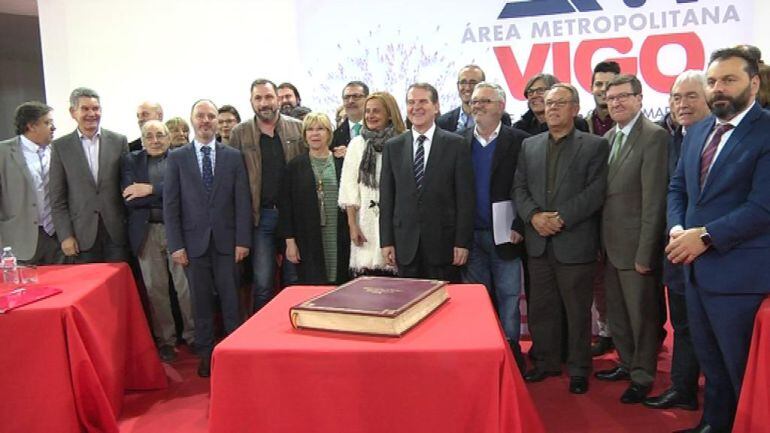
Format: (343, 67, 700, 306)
(1, 246, 19, 284)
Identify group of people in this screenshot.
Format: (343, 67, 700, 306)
(1, 42, 768, 433)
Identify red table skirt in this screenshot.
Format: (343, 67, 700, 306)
(0, 264, 167, 433)
(209, 284, 544, 433)
(734, 296, 770, 433)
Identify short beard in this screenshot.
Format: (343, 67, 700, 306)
(710, 85, 752, 119)
(280, 104, 294, 115)
(256, 108, 278, 122)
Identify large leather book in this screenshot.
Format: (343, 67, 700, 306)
(289, 276, 449, 336)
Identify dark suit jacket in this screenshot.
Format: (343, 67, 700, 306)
(663, 127, 685, 291)
(602, 115, 669, 270)
(278, 154, 350, 284)
(163, 142, 252, 258)
(438, 106, 512, 132)
(379, 127, 475, 266)
(513, 129, 609, 264)
(121, 149, 166, 256)
(50, 128, 129, 250)
(330, 119, 352, 150)
(128, 137, 143, 152)
(668, 103, 770, 295)
(513, 109, 589, 136)
(462, 125, 528, 260)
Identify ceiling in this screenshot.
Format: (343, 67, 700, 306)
(0, 0, 38, 16)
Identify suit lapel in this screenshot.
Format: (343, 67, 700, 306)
(534, 134, 549, 201)
(402, 131, 419, 194)
(422, 129, 445, 194)
(608, 118, 642, 183)
(9, 137, 37, 190)
(490, 127, 507, 177)
(701, 105, 760, 197)
(551, 132, 583, 198)
(210, 143, 225, 200)
(186, 144, 207, 197)
(69, 131, 97, 188)
(97, 131, 110, 189)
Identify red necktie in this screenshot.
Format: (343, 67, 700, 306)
(700, 123, 734, 189)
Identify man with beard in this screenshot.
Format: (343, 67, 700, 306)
(217, 105, 241, 145)
(129, 102, 163, 151)
(230, 79, 306, 313)
(277, 82, 310, 118)
(330, 81, 369, 158)
(437, 65, 512, 132)
(667, 48, 770, 433)
(644, 70, 711, 412)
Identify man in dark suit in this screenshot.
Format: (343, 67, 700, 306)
(164, 100, 252, 377)
(596, 75, 669, 404)
(330, 81, 368, 157)
(437, 65, 512, 133)
(380, 83, 474, 281)
(50, 87, 129, 263)
(644, 70, 710, 412)
(460, 81, 528, 370)
(0, 101, 63, 264)
(513, 83, 608, 394)
(667, 48, 770, 433)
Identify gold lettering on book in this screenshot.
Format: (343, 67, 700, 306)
(363, 287, 403, 295)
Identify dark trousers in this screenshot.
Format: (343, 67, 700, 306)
(398, 241, 460, 282)
(667, 284, 700, 396)
(527, 244, 595, 377)
(75, 217, 128, 263)
(20, 227, 65, 265)
(186, 242, 241, 358)
(686, 281, 764, 431)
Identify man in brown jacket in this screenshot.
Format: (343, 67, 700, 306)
(230, 78, 306, 313)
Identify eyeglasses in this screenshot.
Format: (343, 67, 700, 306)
(343, 94, 366, 101)
(526, 87, 550, 97)
(470, 98, 498, 105)
(544, 99, 572, 109)
(605, 92, 638, 104)
(457, 80, 480, 87)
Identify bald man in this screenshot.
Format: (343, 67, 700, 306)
(129, 101, 164, 151)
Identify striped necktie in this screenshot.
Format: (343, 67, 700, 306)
(37, 146, 55, 236)
(700, 123, 734, 189)
(413, 135, 426, 191)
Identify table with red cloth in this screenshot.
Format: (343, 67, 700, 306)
(209, 284, 545, 433)
(734, 296, 770, 433)
(0, 263, 167, 433)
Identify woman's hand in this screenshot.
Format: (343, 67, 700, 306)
(286, 238, 301, 264)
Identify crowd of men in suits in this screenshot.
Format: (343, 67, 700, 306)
(1, 44, 768, 433)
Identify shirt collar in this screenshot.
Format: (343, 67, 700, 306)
(20, 135, 47, 153)
(77, 128, 101, 140)
(473, 121, 501, 144)
(194, 138, 216, 152)
(715, 101, 755, 130)
(413, 123, 436, 143)
(615, 110, 642, 136)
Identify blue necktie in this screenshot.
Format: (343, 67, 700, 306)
(201, 146, 214, 193)
(413, 135, 426, 191)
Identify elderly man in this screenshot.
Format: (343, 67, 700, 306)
(129, 101, 163, 151)
(643, 70, 711, 412)
(50, 87, 129, 263)
(0, 101, 64, 264)
(122, 120, 195, 363)
(514, 83, 608, 394)
(460, 82, 528, 370)
(230, 79, 305, 313)
(438, 65, 512, 133)
(330, 81, 369, 157)
(164, 100, 252, 377)
(596, 74, 669, 404)
(668, 48, 770, 433)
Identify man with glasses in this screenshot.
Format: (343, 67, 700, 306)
(460, 82, 529, 372)
(438, 65, 511, 132)
(217, 105, 241, 145)
(595, 74, 669, 404)
(513, 83, 608, 394)
(514, 74, 589, 135)
(121, 120, 194, 363)
(330, 81, 369, 158)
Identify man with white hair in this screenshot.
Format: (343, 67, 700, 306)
(129, 101, 163, 151)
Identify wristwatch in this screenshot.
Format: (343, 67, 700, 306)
(699, 227, 712, 247)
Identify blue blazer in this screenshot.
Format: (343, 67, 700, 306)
(121, 149, 165, 256)
(163, 142, 252, 258)
(668, 103, 770, 295)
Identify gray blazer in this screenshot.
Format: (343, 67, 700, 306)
(602, 115, 669, 269)
(513, 129, 609, 264)
(50, 128, 129, 250)
(0, 137, 43, 260)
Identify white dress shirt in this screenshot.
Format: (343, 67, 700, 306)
(473, 122, 502, 147)
(412, 123, 437, 166)
(78, 128, 101, 182)
(703, 101, 754, 172)
(194, 139, 217, 176)
(20, 135, 50, 224)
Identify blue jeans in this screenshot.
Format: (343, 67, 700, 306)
(251, 208, 299, 313)
(462, 229, 523, 343)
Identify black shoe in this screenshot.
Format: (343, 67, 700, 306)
(591, 336, 615, 357)
(523, 368, 561, 383)
(569, 376, 589, 394)
(158, 345, 177, 363)
(509, 341, 526, 375)
(673, 420, 728, 433)
(620, 382, 652, 404)
(643, 387, 698, 410)
(197, 357, 211, 378)
(594, 366, 630, 381)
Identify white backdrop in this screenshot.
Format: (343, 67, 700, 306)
(38, 0, 767, 140)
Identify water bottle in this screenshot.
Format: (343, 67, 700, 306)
(1, 246, 19, 284)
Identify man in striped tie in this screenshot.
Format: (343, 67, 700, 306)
(0, 101, 64, 264)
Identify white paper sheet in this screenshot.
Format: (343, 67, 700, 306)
(492, 200, 516, 245)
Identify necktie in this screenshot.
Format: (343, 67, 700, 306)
(413, 135, 426, 191)
(201, 146, 214, 193)
(700, 123, 734, 189)
(608, 131, 624, 164)
(37, 146, 54, 236)
(352, 123, 362, 137)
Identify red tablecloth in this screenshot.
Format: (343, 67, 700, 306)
(0, 263, 167, 433)
(734, 296, 770, 433)
(209, 284, 545, 433)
